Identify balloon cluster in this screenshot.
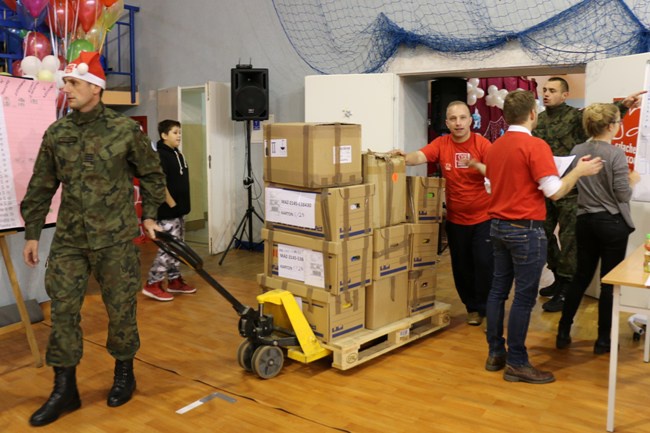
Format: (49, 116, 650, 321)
(2, 0, 124, 84)
(485, 85, 508, 109)
(466, 78, 485, 106)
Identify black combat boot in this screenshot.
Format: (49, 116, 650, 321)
(539, 271, 560, 297)
(543, 277, 569, 312)
(29, 366, 81, 427)
(107, 359, 136, 407)
(556, 326, 572, 349)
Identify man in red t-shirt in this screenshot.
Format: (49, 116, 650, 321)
(484, 90, 603, 384)
(400, 101, 492, 327)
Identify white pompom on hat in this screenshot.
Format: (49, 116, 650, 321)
(62, 51, 106, 89)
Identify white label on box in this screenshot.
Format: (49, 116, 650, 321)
(303, 250, 325, 288)
(265, 187, 316, 228)
(269, 138, 288, 157)
(398, 328, 410, 341)
(294, 296, 303, 311)
(278, 244, 306, 281)
(333, 145, 352, 164)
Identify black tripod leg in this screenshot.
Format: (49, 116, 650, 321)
(218, 210, 249, 265)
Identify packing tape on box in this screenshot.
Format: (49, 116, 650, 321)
(320, 189, 332, 240)
(303, 125, 310, 187)
(334, 123, 342, 185)
(342, 237, 349, 293)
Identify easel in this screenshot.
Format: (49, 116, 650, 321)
(0, 232, 43, 367)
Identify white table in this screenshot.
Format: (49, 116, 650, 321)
(601, 244, 650, 432)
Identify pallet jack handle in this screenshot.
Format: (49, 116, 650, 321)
(152, 231, 251, 316)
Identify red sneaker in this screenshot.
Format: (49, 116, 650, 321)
(142, 281, 174, 301)
(167, 277, 197, 294)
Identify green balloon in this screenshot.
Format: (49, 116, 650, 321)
(66, 39, 95, 63)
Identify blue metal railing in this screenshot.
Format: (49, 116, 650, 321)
(0, 3, 139, 104)
(103, 4, 139, 103)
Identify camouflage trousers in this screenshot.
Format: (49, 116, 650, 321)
(44, 241, 141, 366)
(543, 194, 577, 280)
(147, 217, 184, 284)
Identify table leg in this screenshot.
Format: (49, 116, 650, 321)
(643, 316, 650, 362)
(607, 285, 621, 432)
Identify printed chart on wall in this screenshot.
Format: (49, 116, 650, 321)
(0, 76, 59, 232)
(630, 60, 650, 202)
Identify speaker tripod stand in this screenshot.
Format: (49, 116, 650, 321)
(219, 120, 264, 265)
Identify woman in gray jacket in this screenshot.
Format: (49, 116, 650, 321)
(555, 102, 640, 354)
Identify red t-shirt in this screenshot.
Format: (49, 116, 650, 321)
(485, 131, 558, 221)
(419, 133, 491, 225)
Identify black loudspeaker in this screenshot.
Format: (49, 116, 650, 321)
(430, 78, 467, 134)
(231, 67, 269, 121)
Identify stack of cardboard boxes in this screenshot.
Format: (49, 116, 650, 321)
(363, 153, 446, 329)
(258, 122, 445, 345)
(259, 123, 372, 342)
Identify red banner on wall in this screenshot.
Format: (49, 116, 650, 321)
(612, 101, 640, 171)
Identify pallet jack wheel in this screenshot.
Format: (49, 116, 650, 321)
(251, 345, 284, 379)
(237, 340, 255, 372)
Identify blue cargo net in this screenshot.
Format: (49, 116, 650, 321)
(271, 0, 650, 74)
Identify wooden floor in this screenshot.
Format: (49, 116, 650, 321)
(2, 241, 650, 433)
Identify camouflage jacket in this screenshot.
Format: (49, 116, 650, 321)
(534, 102, 628, 156)
(21, 103, 166, 250)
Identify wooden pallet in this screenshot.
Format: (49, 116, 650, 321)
(322, 302, 450, 370)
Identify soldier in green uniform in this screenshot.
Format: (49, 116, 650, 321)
(533, 77, 643, 312)
(21, 52, 166, 426)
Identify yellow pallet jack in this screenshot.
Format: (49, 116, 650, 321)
(152, 231, 330, 379)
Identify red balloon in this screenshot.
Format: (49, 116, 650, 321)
(76, 0, 102, 33)
(3, 0, 17, 11)
(11, 59, 23, 77)
(58, 55, 66, 70)
(23, 31, 53, 60)
(102, 0, 118, 5)
(47, 0, 75, 38)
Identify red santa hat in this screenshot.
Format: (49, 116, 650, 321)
(62, 51, 106, 89)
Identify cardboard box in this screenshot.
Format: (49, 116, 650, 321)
(263, 123, 363, 188)
(372, 224, 409, 280)
(264, 183, 374, 241)
(262, 228, 371, 295)
(257, 274, 365, 343)
(407, 223, 440, 270)
(408, 268, 437, 315)
(406, 176, 445, 223)
(365, 273, 408, 329)
(362, 151, 406, 228)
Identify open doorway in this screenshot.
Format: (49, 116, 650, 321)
(178, 87, 209, 247)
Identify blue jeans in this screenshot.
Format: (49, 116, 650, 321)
(486, 219, 547, 366)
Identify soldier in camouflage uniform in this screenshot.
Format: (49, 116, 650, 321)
(20, 52, 165, 427)
(533, 77, 640, 312)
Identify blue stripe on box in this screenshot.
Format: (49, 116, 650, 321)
(413, 261, 436, 268)
(412, 302, 435, 312)
(379, 265, 408, 277)
(332, 323, 364, 338)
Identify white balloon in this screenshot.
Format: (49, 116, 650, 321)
(498, 89, 509, 98)
(41, 55, 60, 73)
(36, 69, 54, 82)
(20, 56, 41, 76)
(485, 94, 496, 107)
(475, 88, 485, 98)
(469, 78, 480, 87)
(496, 97, 505, 109)
(54, 70, 65, 89)
(487, 85, 498, 95)
(467, 93, 477, 106)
